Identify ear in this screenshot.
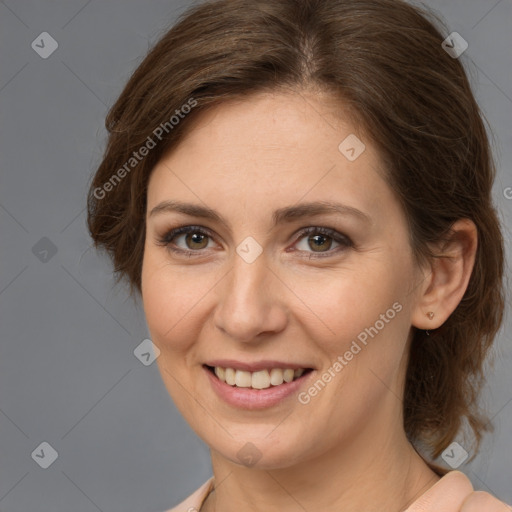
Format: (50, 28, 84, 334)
(411, 219, 478, 331)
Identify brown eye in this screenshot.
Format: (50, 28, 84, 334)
(183, 231, 209, 250)
(156, 225, 353, 259)
(307, 233, 334, 252)
(293, 227, 352, 258)
(156, 225, 215, 256)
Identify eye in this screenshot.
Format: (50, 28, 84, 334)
(291, 226, 353, 258)
(155, 225, 215, 256)
(155, 225, 353, 258)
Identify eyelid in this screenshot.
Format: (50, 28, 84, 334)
(155, 224, 354, 258)
(290, 226, 353, 254)
(155, 225, 216, 251)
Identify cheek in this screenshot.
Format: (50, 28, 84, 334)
(141, 252, 191, 351)
(293, 259, 409, 350)
(141, 250, 220, 363)
(290, 257, 414, 416)
(141, 257, 209, 413)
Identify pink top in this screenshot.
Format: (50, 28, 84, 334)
(165, 470, 474, 512)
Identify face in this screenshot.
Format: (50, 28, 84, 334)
(141, 90, 425, 470)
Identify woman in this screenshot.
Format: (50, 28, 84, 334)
(87, 0, 510, 510)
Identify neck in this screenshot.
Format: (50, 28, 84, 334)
(202, 413, 439, 512)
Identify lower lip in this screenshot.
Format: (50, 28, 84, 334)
(203, 365, 314, 410)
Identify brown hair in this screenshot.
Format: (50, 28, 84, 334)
(86, 0, 506, 461)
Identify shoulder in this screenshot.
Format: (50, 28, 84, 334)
(405, 470, 474, 511)
(406, 471, 473, 512)
(405, 470, 511, 511)
(165, 476, 214, 512)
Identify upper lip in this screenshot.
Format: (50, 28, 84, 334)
(204, 359, 314, 372)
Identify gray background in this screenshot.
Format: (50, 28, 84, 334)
(0, 1, 511, 510)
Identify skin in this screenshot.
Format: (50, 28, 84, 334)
(140, 89, 502, 511)
(405, 472, 512, 512)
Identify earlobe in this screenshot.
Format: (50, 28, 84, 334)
(411, 219, 478, 332)
(424, 311, 435, 335)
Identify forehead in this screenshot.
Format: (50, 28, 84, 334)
(169, 90, 357, 158)
(146, 91, 395, 227)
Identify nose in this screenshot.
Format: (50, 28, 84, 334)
(213, 248, 288, 343)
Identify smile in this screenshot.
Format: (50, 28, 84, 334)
(203, 364, 315, 410)
(206, 365, 312, 389)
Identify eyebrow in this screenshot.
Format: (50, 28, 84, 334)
(148, 199, 372, 228)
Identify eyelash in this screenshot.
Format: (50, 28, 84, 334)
(155, 225, 354, 259)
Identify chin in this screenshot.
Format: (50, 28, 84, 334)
(209, 430, 313, 470)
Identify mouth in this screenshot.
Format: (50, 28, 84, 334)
(203, 364, 314, 390)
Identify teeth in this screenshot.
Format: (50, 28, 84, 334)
(214, 366, 225, 381)
(224, 367, 236, 386)
(235, 370, 252, 388)
(212, 366, 307, 389)
(283, 368, 295, 383)
(269, 368, 284, 386)
(252, 370, 270, 389)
